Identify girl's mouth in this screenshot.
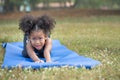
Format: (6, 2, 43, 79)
(35, 45, 41, 50)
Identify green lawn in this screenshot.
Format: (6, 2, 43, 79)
(0, 16, 120, 80)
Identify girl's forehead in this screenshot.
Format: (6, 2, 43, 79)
(30, 30, 46, 37)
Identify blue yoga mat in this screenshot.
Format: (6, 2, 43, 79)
(2, 40, 100, 69)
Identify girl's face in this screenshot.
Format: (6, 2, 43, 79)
(29, 30, 47, 50)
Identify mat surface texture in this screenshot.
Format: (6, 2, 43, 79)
(2, 40, 100, 69)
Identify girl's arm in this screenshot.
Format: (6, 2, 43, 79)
(26, 41, 44, 63)
(44, 38, 52, 62)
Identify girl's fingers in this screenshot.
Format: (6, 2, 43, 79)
(35, 60, 44, 63)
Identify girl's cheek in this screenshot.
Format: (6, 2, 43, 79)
(30, 42, 34, 46)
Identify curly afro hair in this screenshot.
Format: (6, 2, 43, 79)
(19, 14, 56, 36)
(36, 15, 56, 35)
(19, 15, 36, 34)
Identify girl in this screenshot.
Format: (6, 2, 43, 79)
(19, 15, 55, 63)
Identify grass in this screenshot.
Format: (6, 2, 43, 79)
(0, 16, 120, 80)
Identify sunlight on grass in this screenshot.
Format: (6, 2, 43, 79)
(0, 16, 120, 80)
(0, 24, 23, 42)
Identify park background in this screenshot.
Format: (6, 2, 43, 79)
(0, 0, 120, 80)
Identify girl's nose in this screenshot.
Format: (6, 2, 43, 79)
(36, 39, 40, 43)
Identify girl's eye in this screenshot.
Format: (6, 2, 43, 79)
(30, 37, 45, 42)
(32, 38, 36, 40)
(39, 37, 44, 40)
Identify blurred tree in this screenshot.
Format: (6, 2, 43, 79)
(10, 0, 22, 12)
(3, 0, 40, 12)
(29, 0, 41, 9)
(73, 0, 101, 8)
(3, 0, 10, 12)
(43, 0, 50, 9)
(3, 0, 22, 12)
(108, 0, 120, 9)
(2, 0, 120, 13)
(73, 0, 120, 9)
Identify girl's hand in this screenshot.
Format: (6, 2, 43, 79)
(46, 60, 52, 63)
(35, 60, 44, 63)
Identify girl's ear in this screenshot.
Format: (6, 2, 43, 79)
(45, 35, 49, 39)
